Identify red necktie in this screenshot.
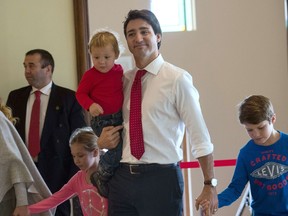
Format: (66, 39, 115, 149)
(28, 90, 41, 158)
(130, 70, 147, 160)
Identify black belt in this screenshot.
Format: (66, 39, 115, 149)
(120, 162, 179, 175)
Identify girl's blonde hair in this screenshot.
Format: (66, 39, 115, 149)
(69, 127, 98, 152)
(0, 99, 17, 125)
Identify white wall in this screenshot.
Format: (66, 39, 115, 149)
(0, 0, 77, 103)
(88, 0, 288, 215)
(0, 0, 287, 215)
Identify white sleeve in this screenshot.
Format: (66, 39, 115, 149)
(14, 182, 28, 206)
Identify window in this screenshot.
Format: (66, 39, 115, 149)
(150, 0, 196, 32)
(285, 0, 288, 27)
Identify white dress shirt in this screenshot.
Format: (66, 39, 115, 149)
(121, 54, 213, 164)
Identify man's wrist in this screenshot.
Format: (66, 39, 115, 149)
(204, 178, 218, 187)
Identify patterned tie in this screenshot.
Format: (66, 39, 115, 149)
(28, 90, 41, 158)
(130, 70, 147, 160)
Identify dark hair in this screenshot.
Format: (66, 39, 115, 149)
(238, 95, 275, 124)
(26, 49, 55, 72)
(123, 9, 162, 49)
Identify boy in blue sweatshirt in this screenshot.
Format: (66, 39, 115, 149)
(218, 95, 288, 216)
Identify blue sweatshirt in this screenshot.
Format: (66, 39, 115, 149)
(218, 131, 288, 215)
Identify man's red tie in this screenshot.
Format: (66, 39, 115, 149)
(130, 70, 147, 160)
(28, 90, 41, 158)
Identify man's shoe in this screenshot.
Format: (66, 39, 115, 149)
(90, 171, 109, 198)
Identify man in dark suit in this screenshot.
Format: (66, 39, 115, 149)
(7, 49, 86, 216)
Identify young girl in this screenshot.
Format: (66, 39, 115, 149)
(76, 29, 124, 197)
(28, 127, 108, 216)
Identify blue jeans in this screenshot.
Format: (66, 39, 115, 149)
(91, 110, 123, 175)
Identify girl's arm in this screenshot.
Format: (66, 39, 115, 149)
(28, 176, 77, 214)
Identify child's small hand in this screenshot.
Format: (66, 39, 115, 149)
(89, 103, 104, 116)
(199, 199, 211, 216)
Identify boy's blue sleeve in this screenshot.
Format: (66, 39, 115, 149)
(218, 154, 249, 208)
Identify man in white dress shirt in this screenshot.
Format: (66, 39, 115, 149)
(93, 9, 218, 216)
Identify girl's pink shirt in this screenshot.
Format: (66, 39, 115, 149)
(28, 170, 108, 216)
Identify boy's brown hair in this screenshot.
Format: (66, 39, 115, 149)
(238, 95, 274, 124)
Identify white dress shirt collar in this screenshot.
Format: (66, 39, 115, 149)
(137, 54, 164, 76)
(30, 81, 52, 96)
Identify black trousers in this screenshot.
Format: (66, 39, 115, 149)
(108, 163, 184, 216)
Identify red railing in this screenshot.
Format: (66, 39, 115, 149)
(180, 159, 237, 169)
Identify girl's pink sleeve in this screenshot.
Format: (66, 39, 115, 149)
(28, 175, 78, 214)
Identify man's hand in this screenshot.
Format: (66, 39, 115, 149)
(195, 186, 218, 215)
(195, 153, 218, 215)
(97, 125, 123, 149)
(198, 199, 211, 216)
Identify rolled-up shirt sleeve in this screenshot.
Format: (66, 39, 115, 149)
(177, 72, 214, 158)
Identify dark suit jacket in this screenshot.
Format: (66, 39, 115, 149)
(7, 83, 87, 193)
